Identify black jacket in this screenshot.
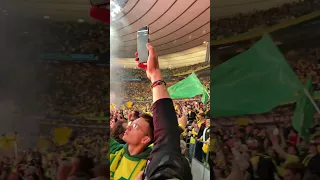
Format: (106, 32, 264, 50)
(145, 98, 192, 180)
(197, 122, 206, 139)
(251, 154, 276, 180)
(187, 110, 197, 122)
(306, 154, 320, 177)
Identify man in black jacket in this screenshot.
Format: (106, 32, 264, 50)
(134, 43, 192, 180)
(195, 115, 206, 162)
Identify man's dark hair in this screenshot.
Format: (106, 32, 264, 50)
(238, 128, 245, 134)
(133, 110, 140, 119)
(199, 113, 206, 118)
(110, 121, 127, 144)
(284, 162, 304, 178)
(140, 113, 154, 144)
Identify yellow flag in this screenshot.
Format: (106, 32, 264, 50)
(126, 101, 133, 108)
(0, 136, 15, 150)
(236, 118, 249, 126)
(37, 136, 51, 149)
(53, 127, 72, 146)
(0, 132, 16, 150)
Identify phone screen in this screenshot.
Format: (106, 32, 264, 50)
(137, 26, 149, 63)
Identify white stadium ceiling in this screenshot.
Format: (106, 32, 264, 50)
(110, 0, 210, 58)
(110, 0, 297, 58)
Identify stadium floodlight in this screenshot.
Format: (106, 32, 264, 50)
(110, 0, 122, 18)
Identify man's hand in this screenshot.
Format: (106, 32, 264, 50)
(178, 115, 187, 129)
(135, 43, 169, 102)
(135, 43, 162, 82)
(135, 171, 144, 180)
(270, 135, 279, 145)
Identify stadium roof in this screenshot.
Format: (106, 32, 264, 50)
(110, 0, 210, 58)
(2, 0, 298, 64)
(110, 0, 297, 58)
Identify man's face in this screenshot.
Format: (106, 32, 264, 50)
(284, 169, 300, 180)
(122, 118, 151, 146)
(110, 120, 115, 129)
(287, 146, 296, 155)
(308, 144, 317, 154)
(253, 129, 259, 136)
(246, 126, 252, 134)
(206, 119, 210, 127)
(289, 130, 297, 137)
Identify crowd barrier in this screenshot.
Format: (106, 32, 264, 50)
(191, 158, 210, 180)
(188, 142, 210, 180)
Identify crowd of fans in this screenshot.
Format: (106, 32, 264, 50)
(113, 62, 209, 79)
(116, 76, 209, 100)
(286, 48, 320, 91)
(114, 44, 319, 101)
(0, 117, 108, 180)
(110, 87, 211, 178)
(0, 0, 319, 179)
(39, 22, 109, 54)
(212, 0, 320, 40)
(209, 120, 320, 180)
(36, 62, 108, 117)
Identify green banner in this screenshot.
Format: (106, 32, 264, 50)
(168, 73, 204, 99)
(210, 34, 302, 117)
(292, 76, 315, 139)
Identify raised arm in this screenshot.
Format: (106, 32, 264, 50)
(135, 43, 192, 180)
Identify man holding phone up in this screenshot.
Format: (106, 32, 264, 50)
(134, 43, 192, 180)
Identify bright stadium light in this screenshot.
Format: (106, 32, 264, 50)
(110, 0, 122, 18)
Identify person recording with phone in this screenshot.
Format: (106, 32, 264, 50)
(134, 43, 192, 180)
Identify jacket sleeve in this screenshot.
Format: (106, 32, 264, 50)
(146, 98, 192, 180)
(197, 124, 205, 138)
(150, 98, 180, 154)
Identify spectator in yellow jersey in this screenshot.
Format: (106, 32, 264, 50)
(109, 113, 154, 180)
(283, 162, 304, 180)
(189, 121, 199, 161)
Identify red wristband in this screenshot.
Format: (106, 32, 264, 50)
(151, 80, 166, 88)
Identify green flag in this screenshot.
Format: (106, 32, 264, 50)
(168, 72, 204, 99)
(292, 76, 315, 139)
(210, 34, 302, 117)
(201, 89, 209, 104)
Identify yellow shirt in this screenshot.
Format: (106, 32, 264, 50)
(197, 120, 205, 128)
(110, 138, 151, 180)
(277, 155, 300, 177)
(190, 128, 198, 144)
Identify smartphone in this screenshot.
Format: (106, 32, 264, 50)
(137, 26, 149, 63)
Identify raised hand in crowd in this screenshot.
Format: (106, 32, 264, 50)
(135, 43, 192, 180)
(225, 159, 245, 180)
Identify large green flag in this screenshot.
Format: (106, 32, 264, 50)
(168, 72, 204, 99)
(210, 35, 302, 117)
(292, 76, 315, 139)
